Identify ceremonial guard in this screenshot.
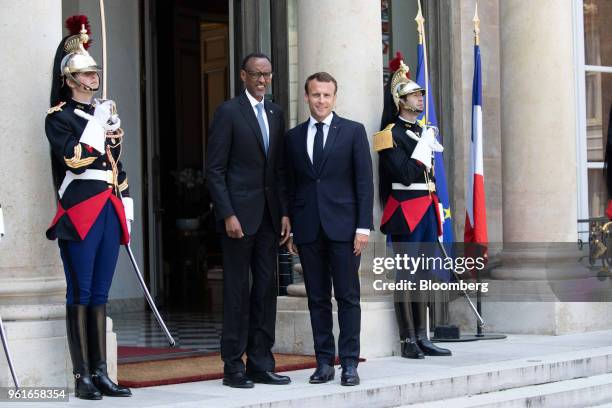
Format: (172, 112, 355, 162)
(374, 59, 452, 359)
(45, 16, 132, 399)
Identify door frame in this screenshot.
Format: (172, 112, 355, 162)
(142, 1, 232, 302)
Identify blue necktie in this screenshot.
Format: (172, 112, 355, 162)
(313, 122, 324, 172)
(256, 103, 269, 155)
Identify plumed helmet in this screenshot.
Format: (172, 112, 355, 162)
(390, 60, 425, 110)
(60, 16, 101, 84)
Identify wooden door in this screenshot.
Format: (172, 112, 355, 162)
(201, 22, 229, 162)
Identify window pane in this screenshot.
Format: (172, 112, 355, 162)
(588, 168, 606, 217)
(585, 72, 612, 162)
(584, 0, 612, 66)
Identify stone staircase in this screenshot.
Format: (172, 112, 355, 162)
(232, 347, 612, 408)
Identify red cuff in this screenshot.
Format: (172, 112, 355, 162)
(606, 199, 612, 220)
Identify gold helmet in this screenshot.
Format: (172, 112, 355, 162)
(390, 60, 425, 112)
(60, 23, 101, 90)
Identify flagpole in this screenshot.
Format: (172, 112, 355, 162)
(100, 0, 107, 99)
(415, 2, 435, 339)
(415, 1, 428, 125)
(474, 2, 480, 46)
(470, 2, 506, 342)
(473, 2, 484, 338)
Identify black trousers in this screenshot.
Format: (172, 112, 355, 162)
(298, 228, 361, 367)
(220, 210, 277, 374)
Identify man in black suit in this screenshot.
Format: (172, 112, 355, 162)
(286, 72, 374, 386)
(206, 53, 291, 388)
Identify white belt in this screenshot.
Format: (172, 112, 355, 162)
(58, 169, 114, 199)
(392, 182, 436, 191)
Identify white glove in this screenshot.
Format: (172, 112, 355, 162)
(122, 196, 134, 242)
(424, 126, 444, 152)
(74, 100, 121, 154)
(122, 196, 134, 222)
(411, 127, 444, 169)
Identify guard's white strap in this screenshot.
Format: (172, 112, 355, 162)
(0, 206, 5, 238)
(392, 182, 436, 191)
(58, 169, 114, 199)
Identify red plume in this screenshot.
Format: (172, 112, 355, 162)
(65, 15, 92, 49)
(388, 51, 410, 79)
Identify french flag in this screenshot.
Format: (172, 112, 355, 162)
(464, 44, 488, 246)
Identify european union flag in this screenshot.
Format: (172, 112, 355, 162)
(415, 43, 455, 244)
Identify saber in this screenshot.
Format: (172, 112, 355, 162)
(124, 245, 175, 347)
(0, 315, 19, 389)
(0, 205, 5, 238)
(0, 205, 18, 389)
(437, 239, 485, 326)
(97, 0, 173, 346)
(99, 0, 108, 99)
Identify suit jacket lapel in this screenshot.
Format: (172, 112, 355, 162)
(298, 121, 315, 177)
(319, 113, 341, 173)
(238, 93, 266, 155)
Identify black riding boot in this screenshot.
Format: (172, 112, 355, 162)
(414, 301, 452, 356)
(394, 294, 424, 359)
(66, 305, 102, 400)
(87, 304, 132, 397)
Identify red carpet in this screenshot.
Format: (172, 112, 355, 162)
(118, 352, 365, 388)
(118, 346, 197, 359)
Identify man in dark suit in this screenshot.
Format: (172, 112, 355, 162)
(206, 53, 291, 388)
(286, 72, 374, 386)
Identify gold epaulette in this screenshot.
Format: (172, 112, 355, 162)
(373, 123, 395, 152)
(47, 101, 66, 115)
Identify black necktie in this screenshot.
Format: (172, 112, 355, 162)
(313, 122, 324, 173)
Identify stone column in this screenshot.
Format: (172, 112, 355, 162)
(499, 0, 577, 244)
(451, 0, 612, 334)
(275, 0, 398, 358)
(0, 1, 116, 387)
(296, 0, 385, 291)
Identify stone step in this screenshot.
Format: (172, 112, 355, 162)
(213, 347, 612, 407)
(405, 372, 612, 408)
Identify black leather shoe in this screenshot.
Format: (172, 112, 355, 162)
(417, 334, 452, 356)
(247, 371, 291, 385)
(309, 364, 335, 384)
(340, 365, 359, 386)
(223, 372, 255, 388)
(87, 305, 132, 397)
(401, 339, 425, 359)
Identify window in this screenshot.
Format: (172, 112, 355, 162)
(578, 0, 612, 220)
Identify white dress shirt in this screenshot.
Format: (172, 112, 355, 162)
(306, 113, 369, 237)
(245, 89, 269, 136)
(306, 113, 333, 162)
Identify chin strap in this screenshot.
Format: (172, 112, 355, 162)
(82, 84, 99, 92)
(399, 100, 423, 114)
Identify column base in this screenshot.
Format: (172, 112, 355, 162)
(273, 295, 397, 358)
(449, 296, 612, 335)
(0, 316, 118, 388)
